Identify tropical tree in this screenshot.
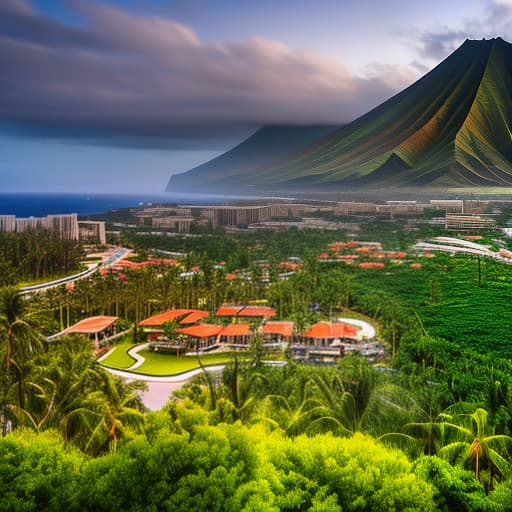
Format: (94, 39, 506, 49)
(0, 287, 43, 411)
(63, 371, 145, 454)
(440, 408, 512, 488)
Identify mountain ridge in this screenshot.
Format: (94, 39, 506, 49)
(166, 125, 339, 192)
(167, 38, 512, 192)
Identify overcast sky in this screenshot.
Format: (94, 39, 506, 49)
(1, 0, 512, 192)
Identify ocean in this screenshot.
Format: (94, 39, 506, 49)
(0, 192, 256, 217)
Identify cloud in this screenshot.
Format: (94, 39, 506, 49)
(0, 1, 418, 148)
(417, 0, 512, 61)
(417, 29, 469, 60)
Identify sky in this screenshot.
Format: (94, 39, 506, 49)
(1, 0, 512, 193)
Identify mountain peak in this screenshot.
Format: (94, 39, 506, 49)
(167, 38, 512, 192)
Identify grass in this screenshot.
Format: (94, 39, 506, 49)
(17, 266, 86, 287)
(100, 338, 137, 369)
(131, 351, 235, 376)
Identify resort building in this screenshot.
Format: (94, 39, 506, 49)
(445, 213, 496, 231)
(1, 213, 80, 240)
(430, 199, 464, 213)
(238, 305, 276, 320)
(215, 304, 276, 323)
(219, 323, 253, 348)
(215, 304, 244, 319)
(47, 214, 80, 240)
(262, 321, 294, 347)
(175, 324, 223, 352)
(78, 220, 107, 245)
(52, 315, 119, 352)
(139, 309, 209, 340)
(302, 321, 361, 348)
(0, 215, 16, 232)
(211, 206, 273, 227)
(151, 216, 194, 232)
(15, 216, 47, 232)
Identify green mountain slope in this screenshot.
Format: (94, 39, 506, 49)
(254, 37, 512, 188)
(166, 125, 338, 192)
(166, 38, 512, 191)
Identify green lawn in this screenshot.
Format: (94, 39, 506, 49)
(100, 339, 137, 369)
(131, 351, 235, 376)
(17, 266, 86, 287)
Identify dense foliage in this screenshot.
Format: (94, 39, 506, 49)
(0, 231, 83, 286)
(2, 225, 512, 510)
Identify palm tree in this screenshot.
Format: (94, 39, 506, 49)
(312, 356, 416, 436)
(63, 371, 145, 454)
(0, 287, 43, 410)
(261, 394, 323, 436)
(440, 408, 512, 487)
(382, 411, 453, 457)
(219, 355, 267, 422)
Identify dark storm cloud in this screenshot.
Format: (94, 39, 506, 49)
(0, 0, 417, 148)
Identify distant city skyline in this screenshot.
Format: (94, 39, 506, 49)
(1, 0, 512, 192)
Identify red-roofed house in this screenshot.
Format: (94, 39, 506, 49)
(219, 323, 252, 346)
(302, 321, 361, 347)
(60, 315, 118, 351)
(215, 305, 244, 317)
(262, 321, 294, 344)
(238, 306, 276, 320)
(139, 309, 208, 340)
(177, 324, 223, 351)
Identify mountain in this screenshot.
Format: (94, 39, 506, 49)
(167, 38, 512, 192)
(166, 125, 338, 192)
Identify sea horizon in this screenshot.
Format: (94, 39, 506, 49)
(0, 191, 263, 217)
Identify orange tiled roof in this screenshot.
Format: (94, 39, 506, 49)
(139, 309, 203, 327)
(181, 311, 209, 324)
(215, 305, 244, 316)
(177, 324, 223, 338)
(262, 321, 294, 337)
(358, 262, 385, 269)
(220, 323, 252, 336)
(238, 306, 276, 319)
(303, 321, 360, 339)
(65, 316, 118, 334)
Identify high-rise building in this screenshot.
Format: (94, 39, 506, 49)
(78, 220, 107, 244)
(151, 217, 194, 232)
(211, 206, 272, 227)
(15, 216, 47, 232)
(1, 213, 79, 239)
(46, 214, 79, 240)
(0, 215, 16, 232)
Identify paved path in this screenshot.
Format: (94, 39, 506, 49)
(102, 364, 226, 382)
(126, 343, 149, 370)
(102, 364, 226, 411)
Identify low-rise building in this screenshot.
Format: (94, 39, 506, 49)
(445, 213, 496, 231)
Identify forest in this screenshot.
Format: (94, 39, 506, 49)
(2, 227, 512, 511)
(0, 231, 83, 287)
